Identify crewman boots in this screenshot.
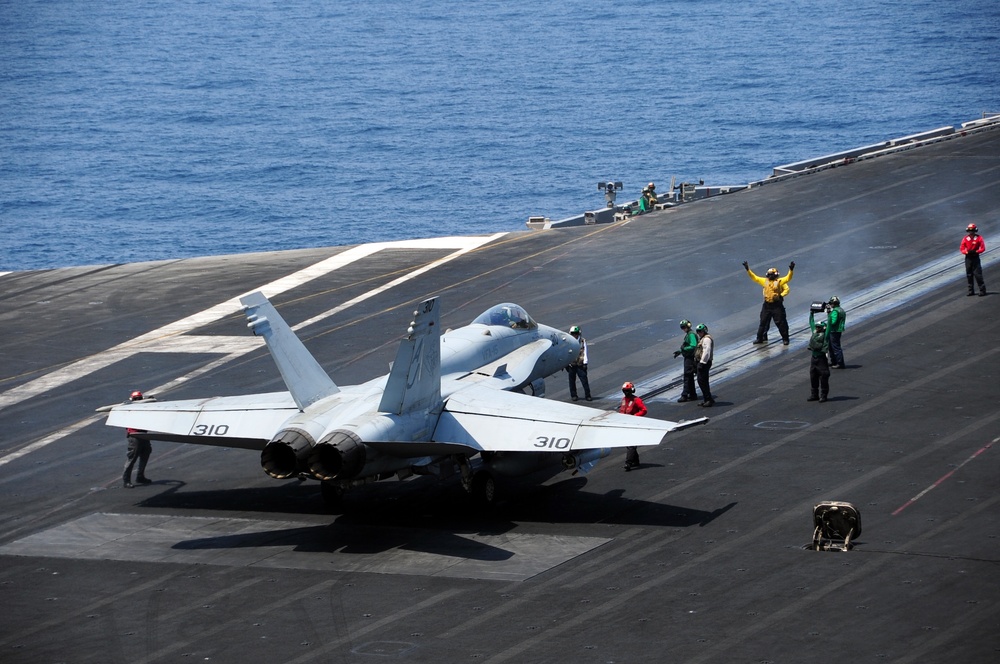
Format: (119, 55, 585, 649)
(807, 392, 819, 402)
(136, 476, 152, 485)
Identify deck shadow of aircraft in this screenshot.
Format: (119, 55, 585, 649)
(171, 522, 517, 561)
(139, 473, 733, 531)
(497, 478, 738, 528)
(138, 480, 335, 515)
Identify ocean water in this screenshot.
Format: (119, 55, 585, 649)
(2, 0, 998, 271)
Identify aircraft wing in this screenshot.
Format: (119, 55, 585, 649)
(105, 392, 299, 450)
(434, 386, 705, 452)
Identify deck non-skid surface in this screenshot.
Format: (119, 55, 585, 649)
(1, 129, 998, 662)
(0, 512, 608, 582)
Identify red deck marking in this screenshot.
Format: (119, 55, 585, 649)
(892, 438, 996, 516)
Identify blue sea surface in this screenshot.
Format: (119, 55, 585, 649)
(2, 0, 998, 271)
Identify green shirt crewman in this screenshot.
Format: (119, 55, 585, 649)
(826, 296, 846, 368)
(807, 311, 831, 402)
(673, 319, 699, 402)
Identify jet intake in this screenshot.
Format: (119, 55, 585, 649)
(309, 429, 366, 481)
(261, 428, 315, 479)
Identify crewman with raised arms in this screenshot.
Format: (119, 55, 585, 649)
(742, 260, 795, 345)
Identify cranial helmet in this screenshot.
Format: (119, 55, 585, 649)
(679, 319, 691, 329)
(766, 267, 779, 278)
(569, 325, 581, 334)
(648, 182, 655, 190)
(829, 296, 840, 306)
(696, 323, 708, 333)
(815, 320, 827, 329)
(130, 390, 144, 401)
(622, 381, 635, 393)
(967, 223, 978, 233)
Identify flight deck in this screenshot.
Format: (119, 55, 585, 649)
(1, 127, 999, 662)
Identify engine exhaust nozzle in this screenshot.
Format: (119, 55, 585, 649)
(261, 428, 315, 479)
(309, 430, 366, 481)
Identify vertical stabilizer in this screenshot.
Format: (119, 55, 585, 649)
(241, 292, 340, 410)
(378, 297, 442, 415)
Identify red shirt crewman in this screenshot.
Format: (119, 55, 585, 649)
(960, 223, 987, 296)
(619, 382, 646, 471)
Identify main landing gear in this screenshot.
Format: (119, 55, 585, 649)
(470, 470, 498, 506)
(458, 456, 499, 507)
(320, 481, 345, 513)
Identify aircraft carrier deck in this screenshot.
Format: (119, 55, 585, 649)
(1, 126, 998, 663)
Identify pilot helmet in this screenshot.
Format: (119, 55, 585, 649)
(129, 390, 144, 401)
(766, 267, 779, 279)
(829, 296, 840, 306)
(695, 323, 708, 333)
(621, 381, 635, 394)
(679, 319, 691, 329)
(966, 223, 978, 233)
(569, 325, 581, 335)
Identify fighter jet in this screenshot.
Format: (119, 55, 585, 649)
(105, 293, 705, 509)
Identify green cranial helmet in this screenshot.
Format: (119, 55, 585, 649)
(695, 323, 708, 333)
(815, 320, 827, 329)
(679, 319, 691, 329)
(829, 296, 840, 306)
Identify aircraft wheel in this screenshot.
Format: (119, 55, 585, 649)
(321, 481, 345, 513)
(470, 471, 498, 507)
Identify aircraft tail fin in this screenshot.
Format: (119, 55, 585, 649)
(378, 297, 441, 415)
(240, 291, 340, 410)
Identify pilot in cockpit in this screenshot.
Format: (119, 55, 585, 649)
(482, 304, 535, 329)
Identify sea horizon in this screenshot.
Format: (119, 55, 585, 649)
(3, 0, 998, 271)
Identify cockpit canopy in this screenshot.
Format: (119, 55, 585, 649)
(472, 303, 537, 330)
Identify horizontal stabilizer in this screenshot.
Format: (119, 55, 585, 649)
(435, 386, 693, 452)
(241, 291, 340, 410)
(106, 393, 298, 450)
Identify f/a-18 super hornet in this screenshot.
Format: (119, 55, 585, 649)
(105, 293, 705, 509)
